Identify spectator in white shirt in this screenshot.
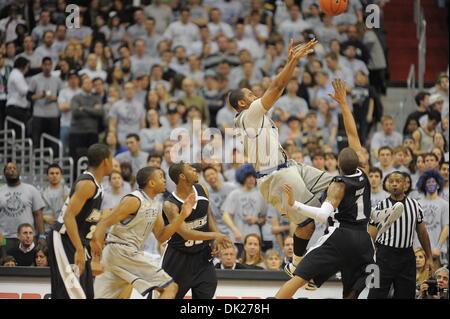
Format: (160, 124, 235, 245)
(208, 8, 234, 40)
(234, 22, 262, 60)
(31, 10, 56, 46)
(79, 53, 107, 81)
(273, 78, 309, 122)
(16, 35, 41, 69)
(126, 8, 148, 43)
(130, 39, 159, 77)
(5, 57, 30, 139)
(170, 46, 190, 77)
(244, 9, 269, 46)
(371, 115, 404, 159)
(375, 146, 396, 178)
(0, 5, 26, 43)
(278, 5, 311, 48)
(34, 31, 59, 66)
(213, 0, 244, 25)
(343, 45, 369, 78)
(163, 8, 200, 52)
(144, 0, 173, 35)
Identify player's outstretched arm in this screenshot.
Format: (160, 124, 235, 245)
(260, 38, 317, 111)
(328, 78, 362, 152)
(416, 222, 434, 273)
(153, 193, 196, 242)
(63, 180, 97, 276)
(162, 200, 226, 242)
(283, 183, 345, 223)
(90, 196, 141, 259)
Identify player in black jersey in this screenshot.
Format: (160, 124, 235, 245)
(162, 162, 232, 299)
(275, 79, 390, 299)
(48, 144, 112, 299)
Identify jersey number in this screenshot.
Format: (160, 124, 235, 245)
(356, 194, 366, 220)
(185, 240, 204, 247)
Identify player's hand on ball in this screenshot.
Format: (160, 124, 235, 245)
(181, 193, 196, 218)
(282, 184, 295, 207)
(328, 78, 348, 105)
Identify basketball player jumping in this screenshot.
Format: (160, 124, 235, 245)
(48, 144, 113, 299)
(90, 167, 196, 299)
(228, 39, 403, 275)
(275, 78, 383, 299)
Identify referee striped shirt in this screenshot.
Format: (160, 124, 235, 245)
(371, 197, 424, 248)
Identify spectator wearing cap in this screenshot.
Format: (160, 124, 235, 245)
(222, 164, 268, 255)
(429, 73, 449, 119)
(29, 57, 63, 154)
(108, 81, 146, 144)
(180, 77, 210, 126)
(69, 77, 103, 162)
(413, 110, 441, 153)
(273, 78, 309, 122)
(163, 8, 200, 52)
(5, 56, 30, 139)
(371, 115, 403, 160)
(144, 0, 173, 35)
(419, 94, 444, 127)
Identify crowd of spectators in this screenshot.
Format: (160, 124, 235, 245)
(0, 0, 448, 297)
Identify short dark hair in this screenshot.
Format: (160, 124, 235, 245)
(311, 152, 325, 161)
(383, 171, 406, 193)
(202, 165, 217, 174)
(136, 166, 161, 189)
(47, 163, 62, 174)
(338, 147, 359, 175)
(228, 89, 244, 111)
(87, 143, 111, 168)
(126, 133, 140, 142)
(424, 152, 439, 162)
(169, 162, 186, 185)
(369, 167, 383, 179)
(14, 56, 30, 70)
(17, 223, 34, 234)
(378, 146, 393, 156)
(41, 56, 52, 64)
(415, 91, 430, 106)
(1, 256, 17, 266)
(428, 110, 442, 123)
(147, 151, 163, 163)
(34, 244, 49, 259)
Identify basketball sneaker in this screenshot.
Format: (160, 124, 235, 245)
(372, 202, 404, 235)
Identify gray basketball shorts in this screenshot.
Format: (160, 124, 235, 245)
(257, 160, 334, 224)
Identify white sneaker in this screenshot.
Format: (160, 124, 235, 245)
(284, 262, 296, 278)
(373, 202, 404, 235)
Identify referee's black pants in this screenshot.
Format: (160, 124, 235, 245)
(368, 244, 416, 299)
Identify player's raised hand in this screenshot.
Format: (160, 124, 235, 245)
(328, 78, 348, 105)
(288, 38, 318, 62)
(181, 193, 196, 218)
(282, 184, 295, 207)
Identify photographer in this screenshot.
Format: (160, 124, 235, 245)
(418, 267, 449, 299)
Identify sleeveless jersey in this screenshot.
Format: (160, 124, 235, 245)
(163, 184, 210, 254)
(107, 190, 161, 251)
(234, 98, 287, 172)
(57, 171, 103, 244)
(329, 168, 371, 230)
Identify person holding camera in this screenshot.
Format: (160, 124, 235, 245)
(418, 267, 449, 299)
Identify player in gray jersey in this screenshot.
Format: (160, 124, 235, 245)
(90, 167, 196, 299)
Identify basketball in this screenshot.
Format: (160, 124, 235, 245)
(320, 0, 348, 16)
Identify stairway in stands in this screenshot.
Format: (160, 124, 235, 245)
(384, 0, 449, 83)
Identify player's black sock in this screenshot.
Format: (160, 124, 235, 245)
(293, 234, 309, 257)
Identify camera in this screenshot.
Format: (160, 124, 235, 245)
(424, 277, 438, 296)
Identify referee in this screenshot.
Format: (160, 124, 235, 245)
(368, 171, 434, 299)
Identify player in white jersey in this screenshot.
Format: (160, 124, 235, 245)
(228, 40, 402, 275)
(90, 167, 196, 299)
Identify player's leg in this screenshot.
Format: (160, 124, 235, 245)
(275, 275, 309, 299)
(277, 229, 342, 298)
(285, 219, 315, 277)
(191, 263, 218, 299)
(48, 231, 71, 299)
(161, 246, 193, 299)
(392, 250, 416, 299)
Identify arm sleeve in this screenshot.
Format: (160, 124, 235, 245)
(293, 201, 335, 223)
(31, 186, 46, 211)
